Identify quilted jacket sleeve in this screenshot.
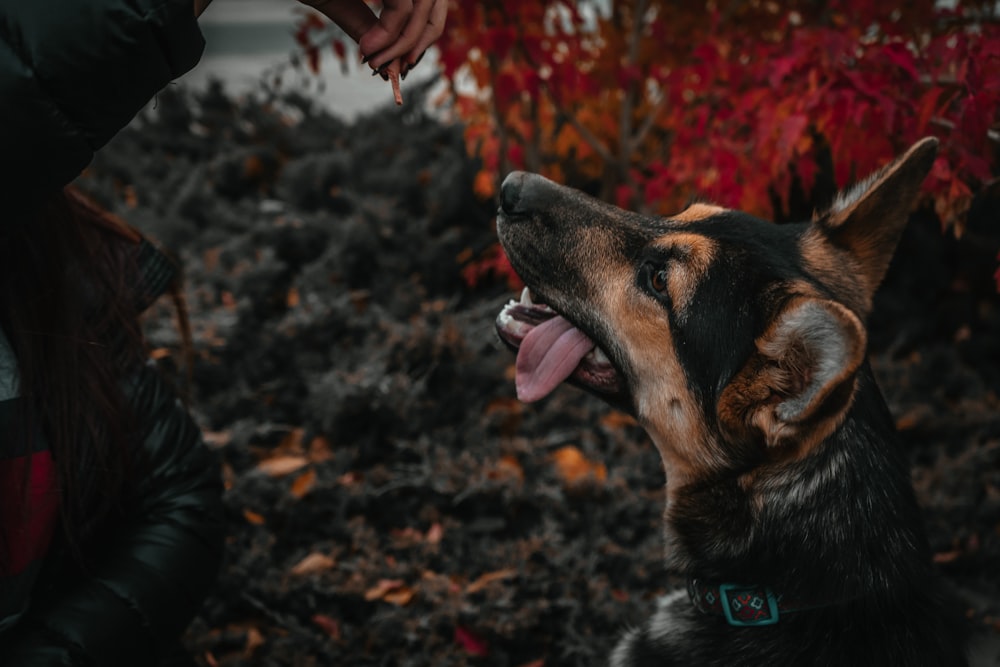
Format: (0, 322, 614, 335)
(3, 362, 225, 666)
(0, 0, 204, 198)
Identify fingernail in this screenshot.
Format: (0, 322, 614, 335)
(380, 72, 389, 82)
(361, 54, 368, 64)
(371, 68, 380, 77)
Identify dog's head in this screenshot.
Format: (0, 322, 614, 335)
(495, 138, 938, 484)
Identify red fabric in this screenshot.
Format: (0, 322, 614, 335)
(0, 451, 59, 576)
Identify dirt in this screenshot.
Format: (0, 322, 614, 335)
(78, 82, 1000, 666)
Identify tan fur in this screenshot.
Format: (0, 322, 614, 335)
(717, 295, 866, 455)
(594, 262, 725, 489)
(798, 229, 873, 315)
(671, 203, 726, 223)
(648, 233, 718, 321)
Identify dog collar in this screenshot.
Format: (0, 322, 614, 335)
(687, 578, 811, 627)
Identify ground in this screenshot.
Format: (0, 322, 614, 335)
(79, 83, 1000, 666)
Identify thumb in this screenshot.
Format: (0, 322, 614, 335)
(358, 0, 414, 58)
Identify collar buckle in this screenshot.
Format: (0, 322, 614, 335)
(718, 583, 780, 627)
(689, 579, 783, 627)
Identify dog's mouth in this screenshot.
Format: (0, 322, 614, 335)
(496, 287, 624, 402)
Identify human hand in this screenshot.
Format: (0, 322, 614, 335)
(357, 0, 448, 74)
(298, 0, 447, 75)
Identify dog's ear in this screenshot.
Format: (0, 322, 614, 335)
(718, 297, 866, 451)
(810, 137, 938, 307)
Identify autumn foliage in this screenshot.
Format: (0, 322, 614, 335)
(298, 1, 1000, 287)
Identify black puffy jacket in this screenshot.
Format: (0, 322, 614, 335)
(0, 0, 204, 196)
(0, 1, 223, 664)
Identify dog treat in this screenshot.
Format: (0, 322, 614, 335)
(388, 67, 402, 106)
(374, 60, 404, 106)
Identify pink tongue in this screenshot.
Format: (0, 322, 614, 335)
(515, 315, 595, 402)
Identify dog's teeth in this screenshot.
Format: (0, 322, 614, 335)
(591, 347, 610, 365)
(520, 287, 533, 306)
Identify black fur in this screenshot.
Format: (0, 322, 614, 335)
(495, 140, 968, 666)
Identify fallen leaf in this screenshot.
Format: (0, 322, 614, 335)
(516, 660, 546, 667)
(364, 578, 405, 601)
(466, 568, 517, 594)
(600, 410, 637, 429)
(338, 471, 363, 486)
(425, 522, 444, 545)
(290, 552, 336, 576)
(487, 455, 524, 483)
(278, 427, 306, 454)
(550, 445, 607, 486)
(312, 614, 341, 639)
(308, 435, 334, 462)
(243, 509, 266, 525)
(149, 347, 171, 360)
(243, 627, 265, 658)
(286, 287, 300, 308)
(257, 456, 309, 477)
(390, 526, 426, 546)
(454, 625, 489, 656)
(203, 651, 219, 667)
(382, 585, 415, 606)
(290, 468, 317, 498)
(485, 397, 523, 416)
(932, 550, 962, 564)
(485, 399, 524, 434)
(363, 578, 414, 606)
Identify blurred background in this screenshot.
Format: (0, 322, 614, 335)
(76, 1, 1000, 665)
(185, 0, 412, 117)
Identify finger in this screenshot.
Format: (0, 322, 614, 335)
(360, 0, 430, 69)
(402, 0, 447, 68)
(304, 0, 377, 44)
(375, 0, 415, 38)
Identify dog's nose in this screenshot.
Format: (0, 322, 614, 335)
(499, 171, 528, 214)
(500, 171, 560, 217)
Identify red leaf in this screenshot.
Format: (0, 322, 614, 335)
(305, 45, 320, 75)
(454, 626, 489, 657)
(768, 56, 800, 88)
(777, 114, 809, 163)
(881, 42, 918, 80)
(312, 614, 341, 639)
(914, 88, 948, 135)
(332, 39, 346, 62)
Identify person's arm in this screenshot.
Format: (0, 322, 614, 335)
(3, 363, 225, 666)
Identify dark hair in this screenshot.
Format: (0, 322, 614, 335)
(0, 188, 144, 564)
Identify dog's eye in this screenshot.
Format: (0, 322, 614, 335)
(649, 268, 669, 294)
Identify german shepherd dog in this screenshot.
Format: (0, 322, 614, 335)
(494, 138, 968, 666)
